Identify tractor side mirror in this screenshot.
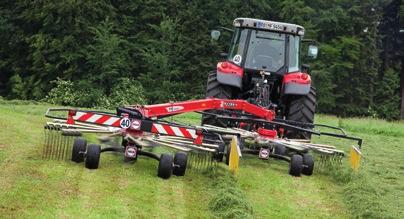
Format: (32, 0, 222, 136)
(307, 45, 318, 59)
(211, 30, 221, 41)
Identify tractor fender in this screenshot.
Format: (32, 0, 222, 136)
(282, 72, 311, 95)
(216, 61, 243, 88)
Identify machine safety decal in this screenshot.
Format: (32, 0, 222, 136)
(152, 123, 197, 139)
(120, 118, 131, 129)
(233, 55, 242, 65)
(73, 112, 121, 126)
(131, 120, 141, 130)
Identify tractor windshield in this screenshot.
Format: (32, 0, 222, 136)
(227, 28, 300, 73)
(228, 29, 249, 65)
(245, 30, 285, 72)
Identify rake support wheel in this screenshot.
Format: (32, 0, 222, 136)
(274, 145, 287, 156)
(158, 153, 174, 179)
(289, 154, 303, 177)
(302, 153, 314, 176)
(85, 144, 101, 169)
(72, 138, 87, 163)
(173, 152, 188, 176)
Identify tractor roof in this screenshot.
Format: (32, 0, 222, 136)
(233, 18, 305, 36)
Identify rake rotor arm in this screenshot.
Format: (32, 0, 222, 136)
(128, 98, 275, 121)
(212, 114, 363, 148)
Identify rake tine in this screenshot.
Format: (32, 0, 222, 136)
(51, 126, 58, 159)
(53, 127, 61, 159)
(54, 127, 61, 159)
(47, 126, 54, 159)
(62, 134, 71, 160)
(58, 134, 67, 160)
(196, 152, 200, 171)
(43, 125, 49, 159)
(53, 129, 62, 160)
(64, 136, 72, 161)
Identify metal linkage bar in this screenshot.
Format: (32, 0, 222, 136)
(127, 98, 275, 120)
(211, 114, 363, 148)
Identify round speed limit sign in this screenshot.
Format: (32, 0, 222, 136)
(120, 118, 131, 129)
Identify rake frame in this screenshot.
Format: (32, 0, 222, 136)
(43, 98, 363, 178)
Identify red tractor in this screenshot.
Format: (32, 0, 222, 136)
(203, 18, 319, 139)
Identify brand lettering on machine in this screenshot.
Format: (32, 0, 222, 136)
(166, 106, 184, 112)
(224, 102, 236, 107)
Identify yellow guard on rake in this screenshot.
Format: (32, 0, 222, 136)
(229, 136, 241, 175)
(350, 146, 362, 171)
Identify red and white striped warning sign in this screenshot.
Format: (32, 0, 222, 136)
(151, 123, 197, 139)
(73, 112, 121, 127)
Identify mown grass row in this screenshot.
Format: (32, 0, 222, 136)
(207, 168, 254, 219)
(315, 115, 404, 218)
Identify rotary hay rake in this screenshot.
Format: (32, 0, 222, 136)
(42, 98, 362, 179)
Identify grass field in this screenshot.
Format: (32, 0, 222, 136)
(0, 101, 403, 218)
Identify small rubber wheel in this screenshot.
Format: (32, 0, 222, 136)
(158, 154, 174, 179)
(274, 145, 287, 156)
(213, 143, 225, 162)
(121, 138, 128, 147)
(173, 152, 188, 176)
(72, 138, 87, 163)
(85, 144, 101, 169)
(302, 153, 314, 176)
(225, 144, 231, 165)
(289, 154, 303, 177)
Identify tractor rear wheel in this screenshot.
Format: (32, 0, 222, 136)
(285, 86, 317, 139)
(201, 71, 233, 127)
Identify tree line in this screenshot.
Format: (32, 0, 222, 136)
(0, 0, 403, 120)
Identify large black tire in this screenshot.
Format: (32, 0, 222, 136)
(302, 153, 314, 176)
(72, 138, 87, 163)
(201, 71, 233, 127)
(157, 154, 174, 179)
(285, 87, 317, 139)
(173, 152, 188, 176)
(289, 154, 303, 177)
(85, 144, 101, 169)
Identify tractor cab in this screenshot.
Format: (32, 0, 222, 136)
(206, 18, 318, 131)
(227, 18, 306, 75)
(211, 18, 318, 102)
